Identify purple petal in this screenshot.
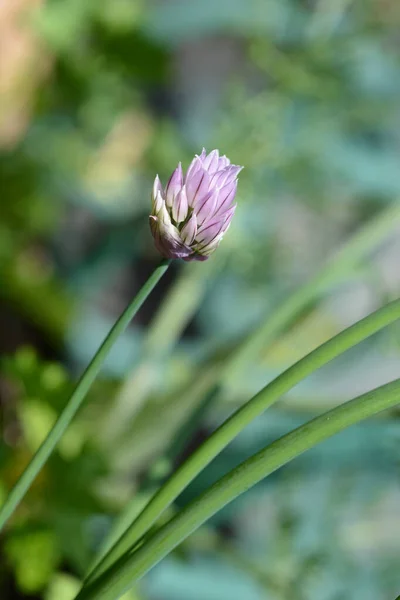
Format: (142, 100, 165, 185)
(210, 168, 230, 188)
(152, 175, 163, 204)
(217, 155, 230, 169)
(202, 149, 219, 173)
(198, 148, 207, 161)
(197, 213, 234, 256)
(158, 236, 192, 259)
(185, 156, 202, 182)
(149, 215, 191, 259)
(180, 212, 197, 245)
(198, 236, 223, 256)
(186, 168, 211, 208)
(152, 190, 164, 213)
(214, 180, 237, 217)
(211, 165, 241, 188)
(196, 203, 236, 245)
(149, 215, 159, 240)
(172, 185, 188, 223)
(224, 165, 243, 182)
(196, 214, 225, 245)
(165, 163, 183, 208)
(220, 204, 236, 231)
(195, 189, 218, 226)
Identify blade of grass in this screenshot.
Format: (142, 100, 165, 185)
(85, 297, 400, 585)
(0, 259, 172, 533)
(77, 377, 400, 599)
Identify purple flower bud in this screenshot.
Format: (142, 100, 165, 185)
(149, 149, 242, 261)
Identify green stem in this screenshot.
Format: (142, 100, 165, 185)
(85, 298, 400, 585)
(100, 259, 220, 446)
(0, 259, 172, 532)
(77, 377, 400, 600)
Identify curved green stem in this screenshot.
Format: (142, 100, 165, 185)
(85, 298, 400, 585)
(77, 377, 400, 600)
(101, 258, 222, 447)
(0, 259, 172, 532)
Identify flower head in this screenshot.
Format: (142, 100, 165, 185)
(149, 149, 242, 261)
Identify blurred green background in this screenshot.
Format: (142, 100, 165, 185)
(1, 0, 400, 598)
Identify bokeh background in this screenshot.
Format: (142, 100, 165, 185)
(1, 0, 400, 598)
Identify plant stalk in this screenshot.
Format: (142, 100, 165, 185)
(0, 259, 172, 532)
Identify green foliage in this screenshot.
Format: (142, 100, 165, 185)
(5, 528, 60, 594)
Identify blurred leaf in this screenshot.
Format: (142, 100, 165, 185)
(18, 398, 58, 453)
(45, 573, 81, 600)
(5, 529, 60, 594)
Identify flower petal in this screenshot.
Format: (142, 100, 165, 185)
(149, 215, 191, 259)
(217, 155, 230, 169)
(199, 235, 223, 256)
(211, 165, 242, 188)
(165, 163, 183, 208)
(186, 168, 211, 208)
(185, 156, 202, 182)
(210, 168, 229, 188)
(214, 180, 237, 217)
(224, 165, 243, 183)
(196, 215, 225, 245)
(152, 189, 164, 214)
(195, 189, 219, 226)
(202, 149, 219, 173)
(180, 212, 197, 245)
(197, 204, 236, 245)
(172, 185, 189, 223)
(219, 204, 237, 231)
(198, 148, 207, 161)
(152, 175, 163, 205)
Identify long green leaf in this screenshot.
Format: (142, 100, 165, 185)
(77, 377, 400, 599)
(85, 297, 400, 584)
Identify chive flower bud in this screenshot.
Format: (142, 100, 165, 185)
(150, 149, 242, 261)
